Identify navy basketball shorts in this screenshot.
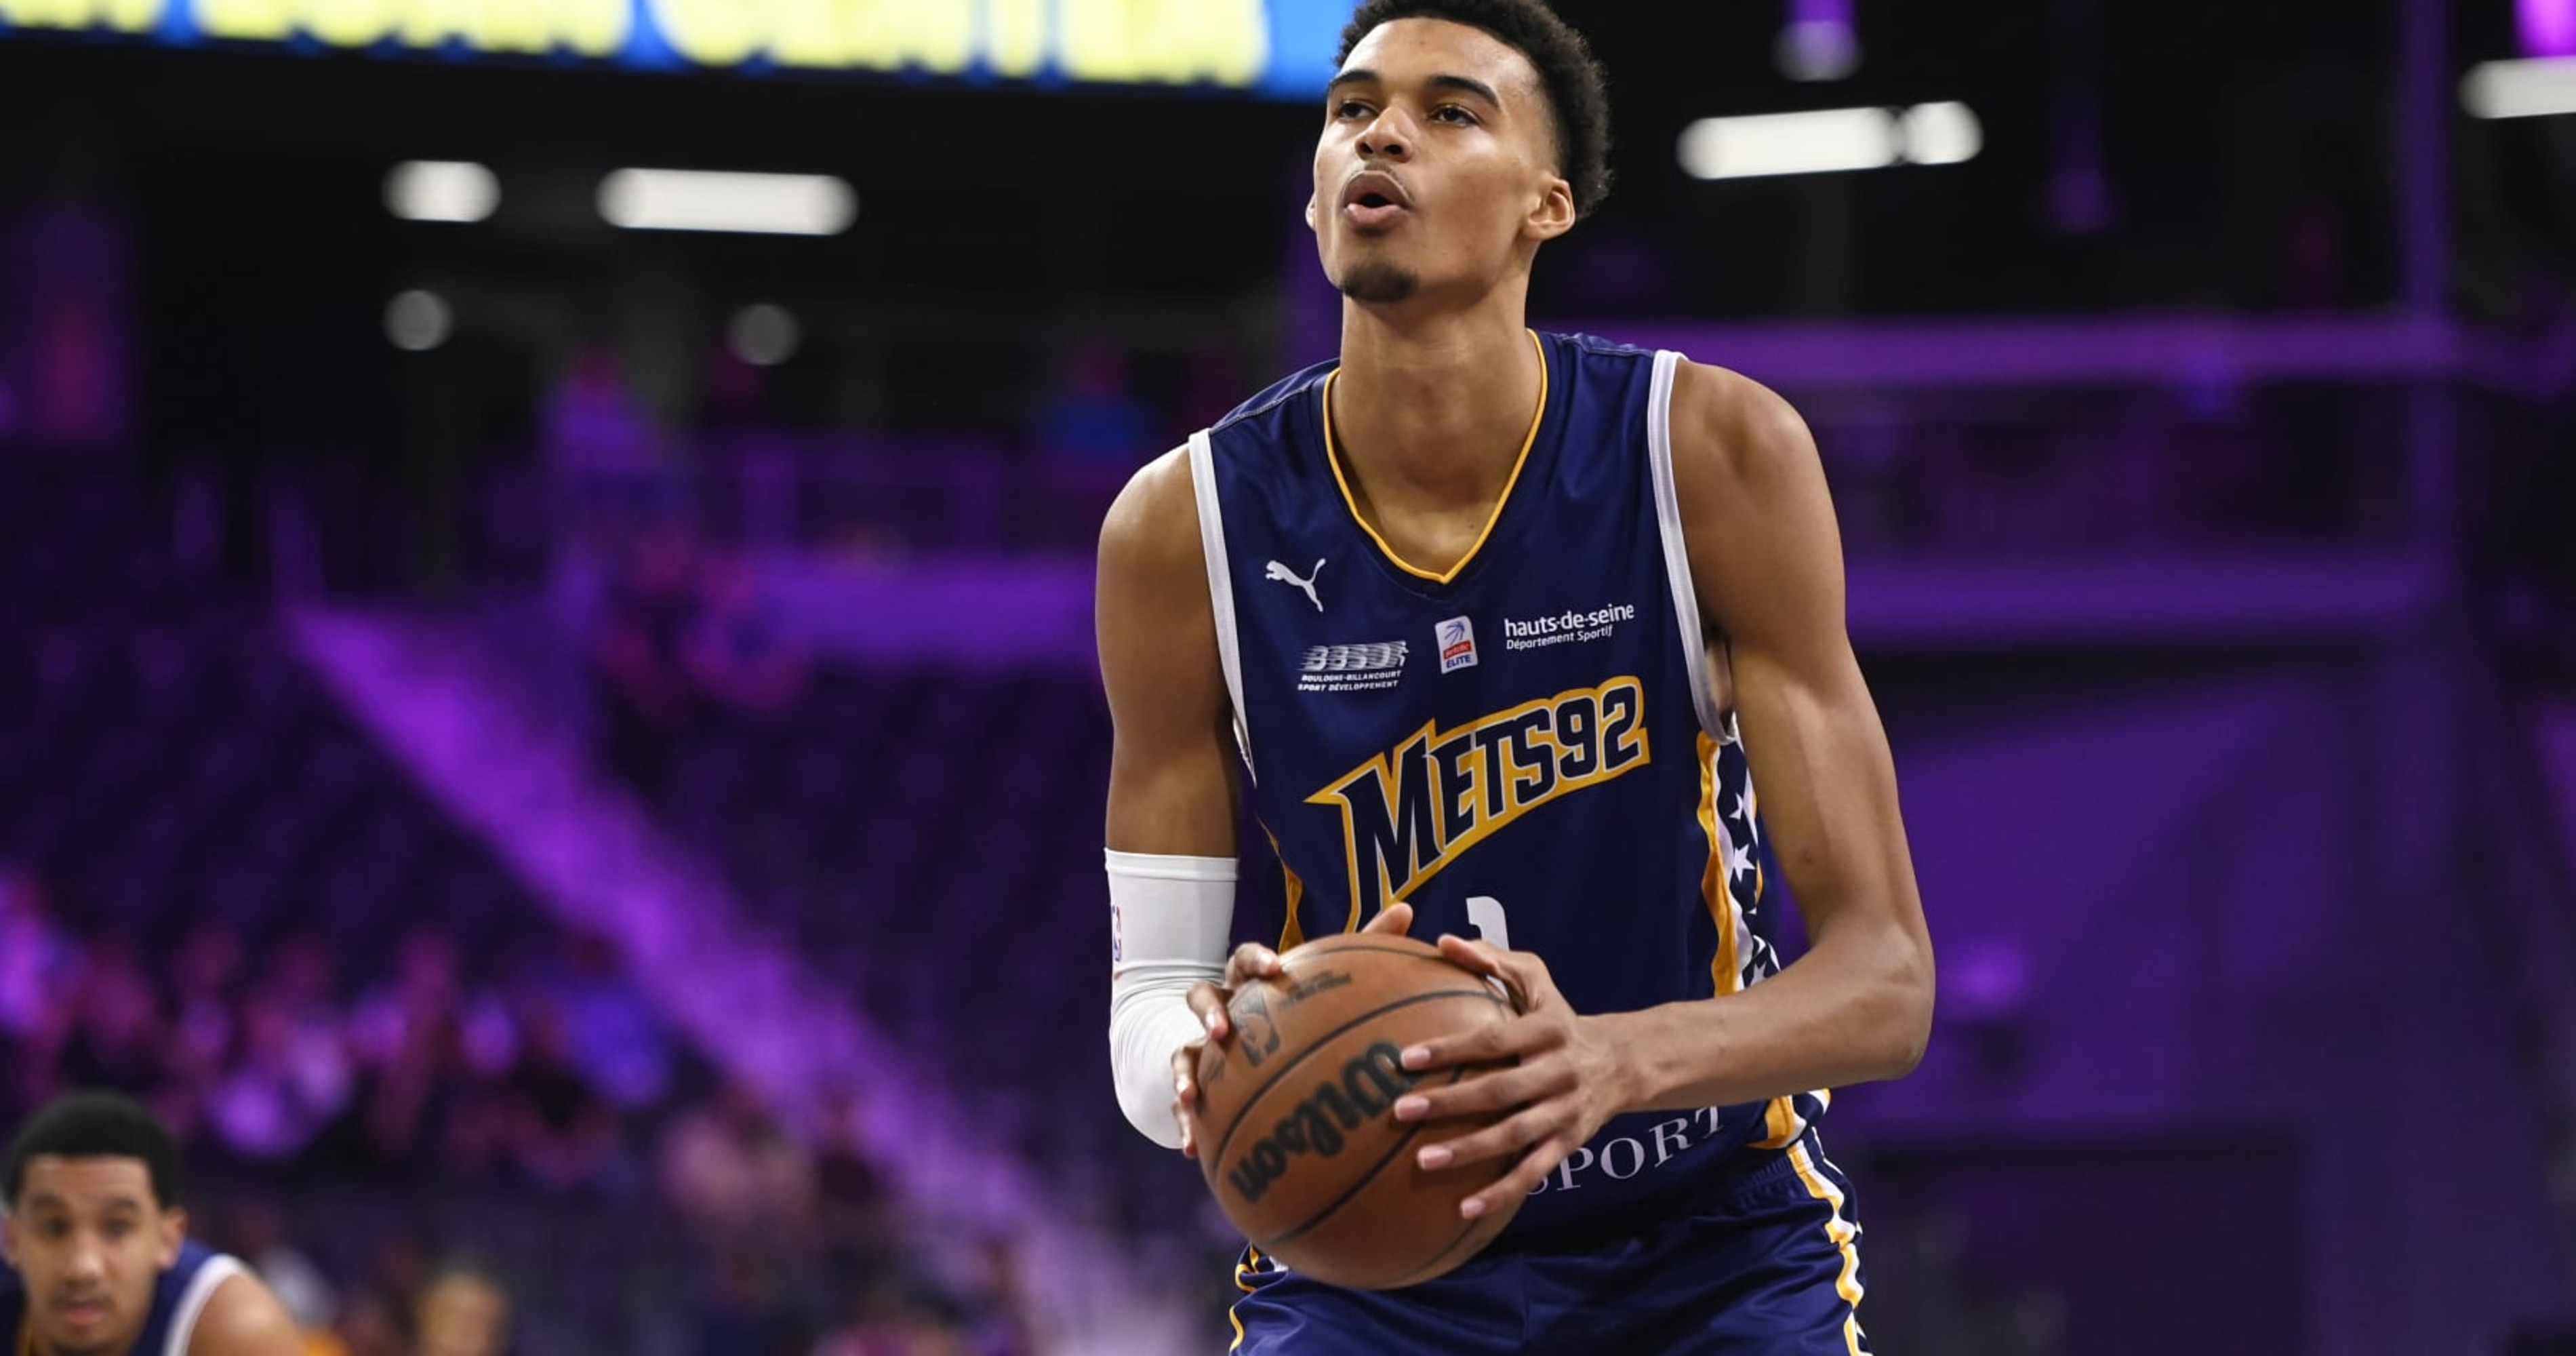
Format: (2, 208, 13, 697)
(1227, 1130, 1870, 1355)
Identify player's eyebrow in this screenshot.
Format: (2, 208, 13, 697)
(1326, 69, 1504, 111)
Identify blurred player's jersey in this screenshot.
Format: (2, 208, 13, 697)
(1190, 330, 1829, 1249)
(3, 1239, 245, 1356)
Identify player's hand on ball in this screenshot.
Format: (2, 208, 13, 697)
(1394, 934, 1634, 1220)
(1169, 902, 1416, 1158)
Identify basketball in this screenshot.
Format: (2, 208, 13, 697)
(1192, 933, 1523, 1290)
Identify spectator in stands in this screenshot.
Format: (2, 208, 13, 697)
(682, 550, 807, 717)
(223, 1193, 340, 1341)
(809, 1275, 970, 1356)
(690, 1248, 808, 1356)
(205, 990, 353, 1162)
(658, 1077, 815, 1252)
(0, 865, 81, 1113)
(593, 518, 706, 803)
(413, 1259, 512, 1356)
(484, 997, 621, 1194)
(810, 1088, 895, 1285)
(957, 1236, 1039, 1356)
(546, 927, 675, 1113)
(1032, 340, 1153, 474)
(329, 1289, 405, 1356)
(167, 920, 247, 1116)
(349, 928, 511, 1174)
(47, 937, 182, 1129)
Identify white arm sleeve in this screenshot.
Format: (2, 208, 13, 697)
(1106, 848, 1236, 1149)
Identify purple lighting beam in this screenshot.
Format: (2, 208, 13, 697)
(2526, 0, 2576, 58)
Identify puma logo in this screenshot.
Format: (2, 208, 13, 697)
(1266, 557, 1325, 612)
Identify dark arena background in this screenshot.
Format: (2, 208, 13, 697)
(3, 1, 2575, 1352)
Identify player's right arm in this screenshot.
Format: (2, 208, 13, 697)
(1097, 447, 1239, 873)
(1097, 448, 1257, 1157)
(1095, 448, 1415, 1155)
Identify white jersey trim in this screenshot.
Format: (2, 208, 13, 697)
(163, 1253, 247, 1356)
(1186, 429, 1255, 779)
(1646, 350, 1729, 741)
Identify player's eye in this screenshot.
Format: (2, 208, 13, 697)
(1333, 100, 1372, 120)
(1432, 104, 1478, 125)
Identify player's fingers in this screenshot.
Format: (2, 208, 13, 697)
(1391, 1060, 1566, 1123)
(1401, 1012, 1557, 1072)
(1169, 1043, 1207, 1158)
(1459, 1136, 1578, 1218)
(1361, 901, 1415, 936)
(1223, 942, 1284, 988)
(1184, 980, 1231, 1041)
(1413, 1101, 1568, 1176)
(1436, 934, 1549, 1011)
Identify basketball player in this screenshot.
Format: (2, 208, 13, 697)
(1099, 0, 1935, 1349)
(3, 1091, 302, 1356)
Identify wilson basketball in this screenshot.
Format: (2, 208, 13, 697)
(1192, 933, 1523, 1290)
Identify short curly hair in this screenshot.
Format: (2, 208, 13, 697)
(5, 1090, 182, 1212)
(1336, 0, 1615, 219)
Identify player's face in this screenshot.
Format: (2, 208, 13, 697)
(0, 1157, 184, 1356)
(416, 1273, 510, 1356)
(1311, 19, 1574, 305)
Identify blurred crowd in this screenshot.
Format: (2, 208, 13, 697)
(0, 863, 1041, 1356)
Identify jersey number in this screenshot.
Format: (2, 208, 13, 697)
(1466, 895, 1510, 951)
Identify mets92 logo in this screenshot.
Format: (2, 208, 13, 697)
(1308, 676, 1648, 918)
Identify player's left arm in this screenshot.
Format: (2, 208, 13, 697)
(1398, 360, 1933, 1218)
(187, 1271, 306, 1356)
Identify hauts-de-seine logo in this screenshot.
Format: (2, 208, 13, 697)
(1503, 600, 1638, 652)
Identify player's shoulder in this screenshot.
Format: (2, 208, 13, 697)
(1664, 355, 1819, 495)
(1098, 443, 1199, 580)
(184, 1261, 302, 1356)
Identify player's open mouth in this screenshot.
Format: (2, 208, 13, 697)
(57, 1296, 110, 1326)
(1341, 171, 1412, 230)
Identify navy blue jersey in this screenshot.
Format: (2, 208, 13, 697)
(1190, 330, 1830, 1248)
(4, 1239, 245, 1356)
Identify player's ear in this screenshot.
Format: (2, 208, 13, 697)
(1, 1215, 18, 1267)
(1306, 193, 1321, 233)
(155, 1208, 183, 1269)
(1524, 175, 1575, 242)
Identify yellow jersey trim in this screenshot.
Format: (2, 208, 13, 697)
(1786, 1141, 1869, 1355)
(1321, 329, 1549, 585)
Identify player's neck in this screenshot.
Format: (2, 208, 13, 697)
(1329, 298, 1542, 510)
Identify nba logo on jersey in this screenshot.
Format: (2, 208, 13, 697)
(1436, 616, 1478, 673)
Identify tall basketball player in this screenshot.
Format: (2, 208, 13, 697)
(1098, 0, 1934, 1350)
(3, 1091, 302, 1356)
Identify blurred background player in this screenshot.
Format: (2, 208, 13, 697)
(2, 1089, 302, 1356)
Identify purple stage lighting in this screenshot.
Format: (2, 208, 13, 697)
(2526, 0, 2576, 58)
(1778, 0, 1859, 81)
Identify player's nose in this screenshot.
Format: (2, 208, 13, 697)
(61, 1236, 106, 1281)
(1356, 106, 1416, 160)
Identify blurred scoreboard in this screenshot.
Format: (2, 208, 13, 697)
(0, 0, 1347, 96)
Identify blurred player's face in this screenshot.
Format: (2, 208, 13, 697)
(1311, 19, 1574, 306)
(0, 1157, 183, 1356)
(416, 1273, 510, 1356)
